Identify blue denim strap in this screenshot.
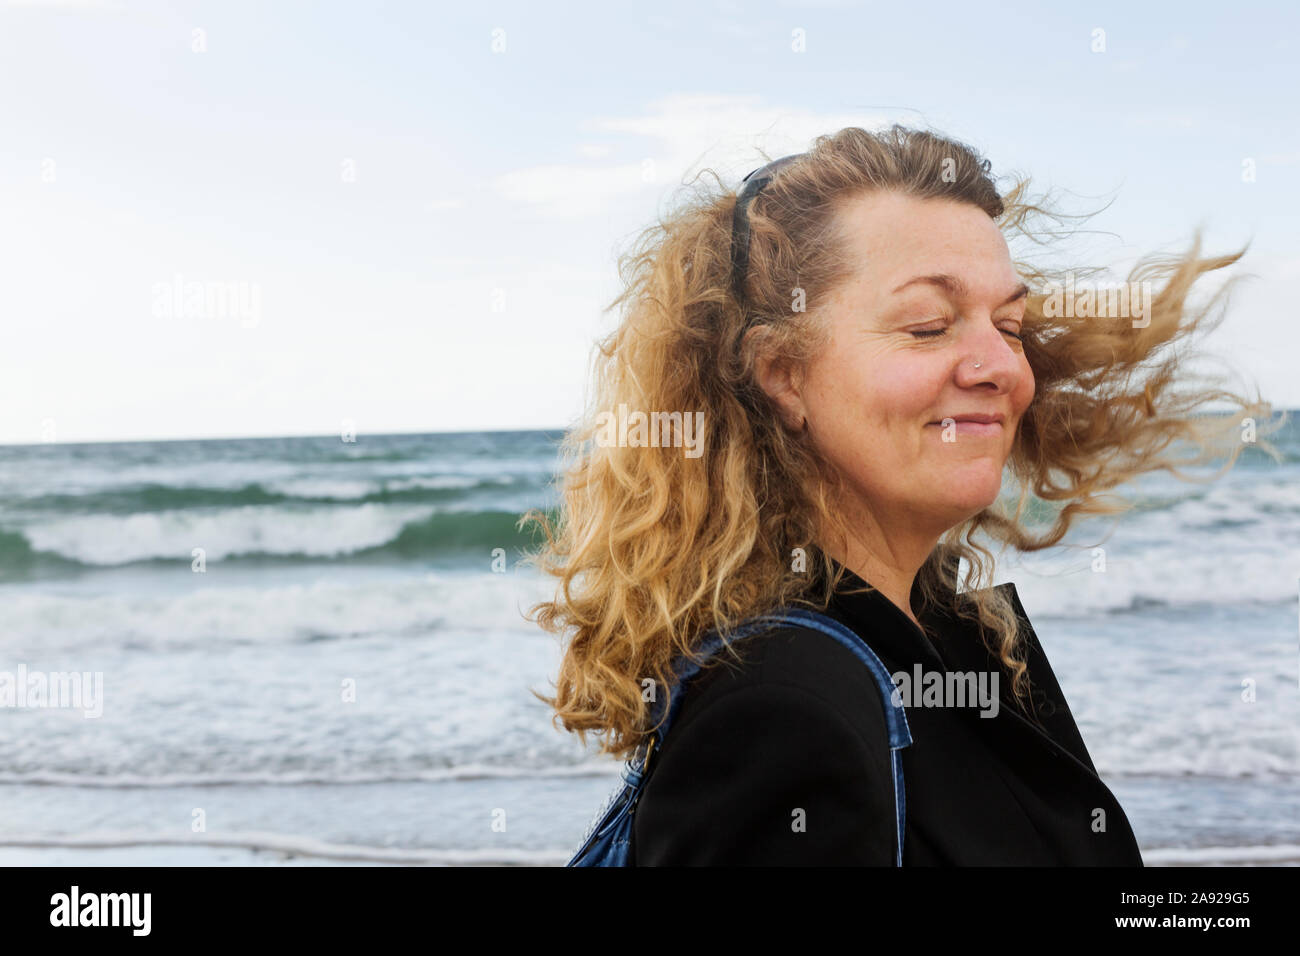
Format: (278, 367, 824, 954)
(747, 608, 912, 866)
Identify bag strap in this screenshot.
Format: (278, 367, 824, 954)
(637, 606, 912, 865)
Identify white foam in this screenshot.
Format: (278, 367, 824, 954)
(1142, 843, 1300, 865)
(956, 471, 1297, 614)
(261, 478, 382, 500)
(0, 569, 556, 647)
(0, 831, 571, 866)
(21, 503, 435, 564)
(0, 761, 621, 788)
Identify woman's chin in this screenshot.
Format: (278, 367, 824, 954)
(931, 468, 1004, 517)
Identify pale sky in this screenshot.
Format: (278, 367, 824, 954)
(1, 0, 1296, 445)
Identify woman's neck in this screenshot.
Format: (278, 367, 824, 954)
(822, 538, 930, 631)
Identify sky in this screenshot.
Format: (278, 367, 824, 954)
(1, 0, 1296, 445)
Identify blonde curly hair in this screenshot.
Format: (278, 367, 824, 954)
(522, 123, 1286, 760)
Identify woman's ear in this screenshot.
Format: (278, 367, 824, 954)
(747, 326, 807, 432)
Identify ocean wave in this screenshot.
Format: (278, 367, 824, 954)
(0, 831, 572, 865)
(1141, 843, 1300, 865)
(0, 569, 554, 647)
(0, 505, 549, 570)
(999, 543, 1300, 613)
(2, 763, 1289, 788)
(3, 473, 533, 513)
(0, 762, 621, 789)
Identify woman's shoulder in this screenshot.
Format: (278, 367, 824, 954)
(661, 618, 894, 757)
(632, 620, 899, 864)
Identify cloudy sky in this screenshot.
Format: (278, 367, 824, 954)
(1, 0, 1296, 444)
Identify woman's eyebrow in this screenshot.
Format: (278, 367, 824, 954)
(892, 274, 1029, 307)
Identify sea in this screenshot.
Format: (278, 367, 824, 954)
(0, 421, 1296, 866)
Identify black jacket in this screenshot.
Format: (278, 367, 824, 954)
(630, 562, 1143, 865)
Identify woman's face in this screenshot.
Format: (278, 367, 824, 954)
(771, 190, 1035, 539)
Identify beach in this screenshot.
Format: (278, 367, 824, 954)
(0, 426, 1296, 866)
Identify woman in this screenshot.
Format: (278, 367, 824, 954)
(524, 125, 1283, 865)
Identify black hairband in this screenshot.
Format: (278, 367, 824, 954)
(729, 152, 806, 304)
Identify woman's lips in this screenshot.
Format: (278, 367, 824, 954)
(926, 419, 1005, 438)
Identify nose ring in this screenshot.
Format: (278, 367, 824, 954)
(973, 362, 982, 369)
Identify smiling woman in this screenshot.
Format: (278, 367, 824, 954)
(522, 124, 1286, 866)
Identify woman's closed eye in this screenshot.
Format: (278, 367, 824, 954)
(910, 325, 1024, 342)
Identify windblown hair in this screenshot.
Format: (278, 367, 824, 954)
(522, 123, 1286, 760)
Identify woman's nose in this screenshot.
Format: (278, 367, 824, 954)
(954, 319, 1023, 391)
